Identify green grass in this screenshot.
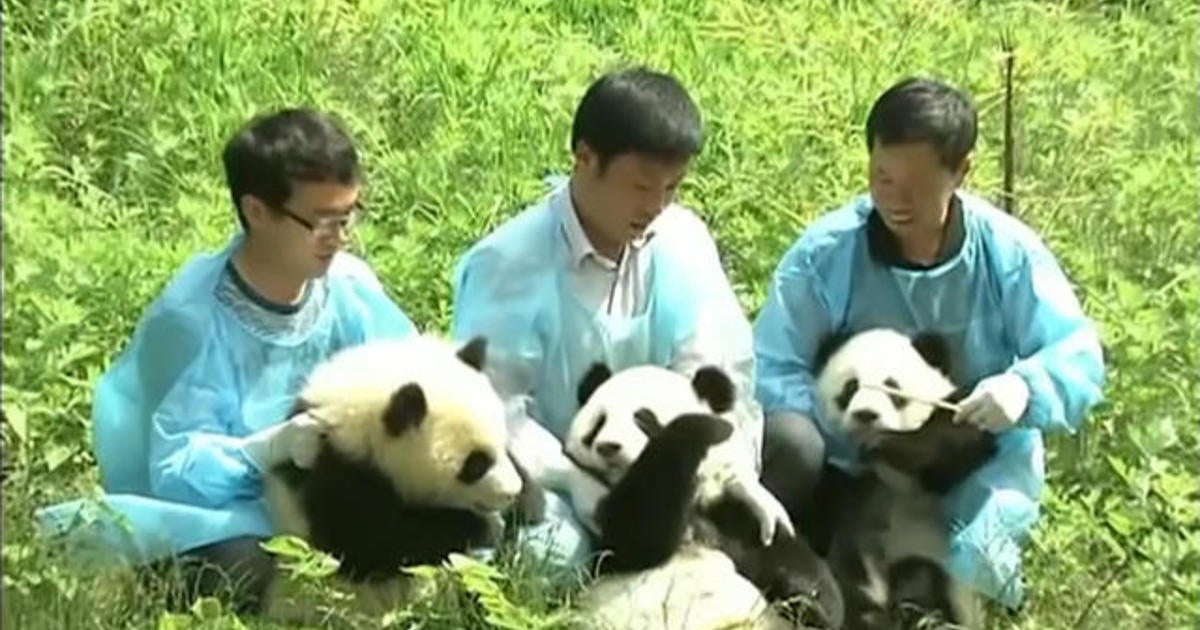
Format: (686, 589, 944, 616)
(4, 0, 1197, 627)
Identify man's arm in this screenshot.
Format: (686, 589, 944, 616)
(497, 381, 577, 493)
(1002, 245, 1106, 433)
(138, 312, 315, 508)
(451, 250, 574, 492)
(752, 254, 835, 426)
(671, 315, 763, 470)
(666, 222, 801, 544)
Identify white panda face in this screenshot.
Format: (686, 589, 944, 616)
(303, 335, 523, 513)
(814, 329, 956, 444)
(563, 363, 736, 484)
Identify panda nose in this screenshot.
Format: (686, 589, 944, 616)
(852, 409, 879, 425)
(596, 442, 622, 459)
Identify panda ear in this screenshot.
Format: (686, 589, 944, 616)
(814, 331, 853, 374)
(911, 332, 951, 374)
(383, 383, 427, 436)
(691, 366, 735, 414)
(577, 362, 612, 406)
(456, 336, 487, 371)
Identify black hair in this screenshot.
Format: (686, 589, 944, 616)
(865, 77, 977, 171)
(570, 66, 703, 170)
(222, 108, 362, 230)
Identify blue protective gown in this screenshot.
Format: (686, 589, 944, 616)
(753, 190, 1105, 609)
(451, 177, 756, 567)
(452, 178, 750, 441)
(35, 234, 417, 568)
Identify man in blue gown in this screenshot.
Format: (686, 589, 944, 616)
(36, 108, 418, 613)
(452, 67, 793, 570)
(754, 77, 1106, 610)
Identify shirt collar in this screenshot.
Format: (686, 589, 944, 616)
(557, 181, 657, 269)
(866, 193, 965, 270)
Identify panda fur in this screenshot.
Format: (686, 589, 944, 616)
(565, 363, 845, 630)
(261, 334, 545, 620)
(809, 328, 997, 630)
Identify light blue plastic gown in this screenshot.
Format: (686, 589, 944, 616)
(452, 177, 747, 566)
(753, 191, 1105, 609)
(34, 234, 417, 568)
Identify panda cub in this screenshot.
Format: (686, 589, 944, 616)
(564, 363, 844, 630)
(261, 334, 544, 619)
(811, 328, 998, 630)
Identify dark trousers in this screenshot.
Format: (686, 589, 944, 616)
(142, 536, 277, 615)
(759, 411, 828, 532)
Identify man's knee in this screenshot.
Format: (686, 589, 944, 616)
(760, 411, 827, 516)
(763, 411, 826, 469)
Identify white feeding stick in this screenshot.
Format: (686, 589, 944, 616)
(861, 382, 963, 414)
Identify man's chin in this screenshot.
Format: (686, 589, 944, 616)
(305, 255, 334, 279)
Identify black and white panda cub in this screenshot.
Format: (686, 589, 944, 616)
(810, 328, 999, 630)
(261, 334, 545, 619)
(564, 362, 844, 630)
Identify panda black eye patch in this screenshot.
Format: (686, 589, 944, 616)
(458, 450, 495, 484)
(835, 377, 859, 410)
(884, 377, 907, 408)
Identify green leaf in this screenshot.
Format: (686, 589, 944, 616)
(44, 444, 74, 472)
(260, 535, 339, 578)
(6, 404, 28, 443)
(157, 612, 194, 630)
(190, 596, 222, 620)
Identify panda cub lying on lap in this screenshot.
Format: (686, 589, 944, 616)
(260, 334, 545, 620)
(564, 362, 844, 630)
(809, 328, 999, 630)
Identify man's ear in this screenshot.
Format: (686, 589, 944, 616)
(240, 194, 271, 229)
(572, 141, 597, 174)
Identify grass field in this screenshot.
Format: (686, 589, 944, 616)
(4, 0, 1198, 628)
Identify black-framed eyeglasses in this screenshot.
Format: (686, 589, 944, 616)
(274, 203, 362, 240)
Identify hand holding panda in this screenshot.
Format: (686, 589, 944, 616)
(722, 475, 795, 548)
(258, 334, 547, 623)
(811, 328, 995, 629)
(954, 372, 1030, 432)
(243, 411, 327, 471)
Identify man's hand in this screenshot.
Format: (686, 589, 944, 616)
(728, 477, 796, 546)
(954, 372, 1030, 432)
(245, 412, 327, 471)
(281, 412, 326, 468)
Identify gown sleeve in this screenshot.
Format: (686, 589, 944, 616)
(140, 309, 270, 508)
(999, 239, 1106, 433)
(752, 247, 836, 424)
(451, 244, 575, 490)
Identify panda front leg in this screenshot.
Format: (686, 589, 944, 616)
(592, 413, 734, 574)
(862, 415, 998, 496)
